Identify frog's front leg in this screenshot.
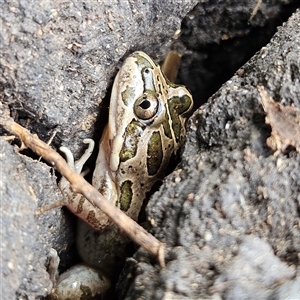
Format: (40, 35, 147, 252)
(58, 139, 110, 230)
(50, 140, 112, 299)
(59, 140, 130, 280)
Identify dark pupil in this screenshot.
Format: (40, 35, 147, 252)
(139, 100, 151, 109)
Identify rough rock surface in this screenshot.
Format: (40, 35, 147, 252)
(1, 0, 299, 299)
(1, 0, 198, 155)
(122, 9, 300, 300)
(177, 0, 299, 105)
(0, 139, 70, 299)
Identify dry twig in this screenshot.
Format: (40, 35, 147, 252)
(249, 0, 262, 22)
(161, 51, 182, 83)
(0, 112, 165, 267)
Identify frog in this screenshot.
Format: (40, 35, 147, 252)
(51, 51, 193, 299)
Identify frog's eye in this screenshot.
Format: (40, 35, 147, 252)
(134, 93, 159, 120)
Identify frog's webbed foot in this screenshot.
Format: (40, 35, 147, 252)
(59, 139, 95, 192)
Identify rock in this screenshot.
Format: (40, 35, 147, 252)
(123, 9, 300, 300)
(0, 139, 67, 299)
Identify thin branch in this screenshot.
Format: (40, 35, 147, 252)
(0, 114, 165, 266)
(161, 51, 182, 83)
(249, 0, 262, 22)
